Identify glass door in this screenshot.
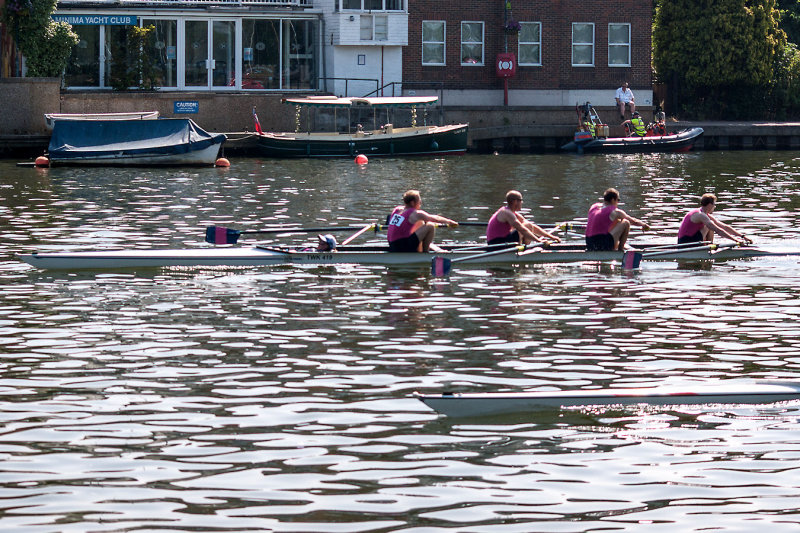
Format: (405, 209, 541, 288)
(185, 20, 209, 88)
(212, 21, 236, 88)
(184, 19, 237, 89)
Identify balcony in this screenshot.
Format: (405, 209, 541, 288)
(59, 0, 311, 6)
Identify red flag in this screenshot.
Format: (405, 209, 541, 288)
(253, 107, 263, 134)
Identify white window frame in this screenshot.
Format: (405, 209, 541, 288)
(360, 14, 388, 41)
(340, 0, 405, 11)
(608, 22, 631, 67)
(422, 20, 445, 66)
(518, 21, 541, 66)
(460, 21, 484, 66)
(571, 22, 594, 67)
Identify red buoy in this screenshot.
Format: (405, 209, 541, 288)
(35, 156, 50, 167)
(355, 154, 368, 165)
(215, 157, 230, 167)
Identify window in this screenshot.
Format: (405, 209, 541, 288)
(422, 21, 445, 65)
(143, 19, 178, 88)
(375, 15, 388, 40)
(608, 23, 630, 66)
(340, 0, 403, 10)
(242, 19, 281, 89)
(518, 22, 541, 66)
(461, 22, 483, 65)
(360, 15, 388, 40)
(572, 22, 594, 66)
(360, 15, 373, 40)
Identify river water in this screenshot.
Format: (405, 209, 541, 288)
(2, 152, 800, 532)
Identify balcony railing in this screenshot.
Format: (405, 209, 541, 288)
(59, 0, 312, 6)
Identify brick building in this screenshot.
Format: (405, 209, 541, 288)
(405, 0, 653, 108)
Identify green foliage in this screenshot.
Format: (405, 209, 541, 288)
(2, 0, 78, 77)
(654, 0, 787, 119)
(108, 25, 159, 90)
(777, 0, 800, 44)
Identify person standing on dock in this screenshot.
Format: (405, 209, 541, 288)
(677, 193, 752, 245)
(585, 188, 650, 251)
(486, 190, 561, 245)
(387, 190, 458, 253)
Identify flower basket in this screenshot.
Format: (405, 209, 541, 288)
(504, 20, 521, 34)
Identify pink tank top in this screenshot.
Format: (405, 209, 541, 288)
(585, 203, 616, 237)
(387, 207, 416, 242)
(678, 209, 704, 238)
(486, 207, 513, 241)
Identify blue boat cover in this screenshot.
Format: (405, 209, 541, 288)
(48, 118, 226, 160)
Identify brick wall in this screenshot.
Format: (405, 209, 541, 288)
(406, 0, 652, 93)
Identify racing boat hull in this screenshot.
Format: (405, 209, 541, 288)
(415, 381, 800, 417)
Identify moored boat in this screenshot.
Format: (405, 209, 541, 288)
(47, 118, 226, 167)
(256, 96, 468, 158)
(44, 111, 159, 131)
(561, 127, 704, 154)
(16, 242, 796, 271)
(415, 381, 800, 417)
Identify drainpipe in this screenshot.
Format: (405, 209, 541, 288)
(320, 15, 327, 93)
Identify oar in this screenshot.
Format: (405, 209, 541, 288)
(205, 225, 370, 245)
(432, 242, 546, 277)
(340, 223, 377, 245)
(622, 242, 742, 269)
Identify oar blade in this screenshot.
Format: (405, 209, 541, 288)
(431, 256, 452, 277)
(205, 226, 241, 245)
(622, 250, 643, 269)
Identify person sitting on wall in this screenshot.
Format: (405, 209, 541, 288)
(615, 82, 635, 120)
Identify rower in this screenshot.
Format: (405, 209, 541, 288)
(585, 188, 650, 251)
(317, 234, 338, 251)
(486, 190, 561, 245)
(386, 190, 458, 253)
(677, 193, 752, 245)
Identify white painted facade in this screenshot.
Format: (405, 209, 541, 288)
(318, 0, 407, 97)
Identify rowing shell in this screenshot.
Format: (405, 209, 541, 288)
(16, 243, 796, 270)
(414, 381, 800, 417)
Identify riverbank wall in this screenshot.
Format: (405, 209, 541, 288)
(2, 84, 800, 157)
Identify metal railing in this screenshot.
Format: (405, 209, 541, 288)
(318, 77, 379, 97)
(113, 0, 311, 6)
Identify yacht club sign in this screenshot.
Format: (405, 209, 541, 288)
(51, 15, 138, 25)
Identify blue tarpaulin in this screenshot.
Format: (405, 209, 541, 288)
(48, 119, 226, 164)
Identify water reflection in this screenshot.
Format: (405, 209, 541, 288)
(2, 152, 800, 531)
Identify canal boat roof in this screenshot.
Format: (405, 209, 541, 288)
(282, 96, 440, 109)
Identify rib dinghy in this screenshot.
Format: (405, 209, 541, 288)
(415, 381, 800, 417)
(16, 242, 798, 271)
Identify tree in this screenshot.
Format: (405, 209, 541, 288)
(2, 0, 78, 78)
(777, 0, 800, 44)
(654, 0, 786, 118)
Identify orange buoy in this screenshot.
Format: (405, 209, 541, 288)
(215, 157, 230, 167)
(35, 156, 50, 167)
(355, 154, 368, 165)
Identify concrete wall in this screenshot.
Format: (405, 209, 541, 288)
(0, 78, 61, 134)
(57, 92, 296, 133)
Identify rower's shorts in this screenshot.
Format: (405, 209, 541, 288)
(678, 231, 702, 244)
(585, 233, 615, 251)
(487, 230, 520, 246)
(388, 234, 421, 253)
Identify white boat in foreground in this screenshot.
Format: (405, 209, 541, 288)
(16, 242, 799, 270)
(415, 381, 800, 417)
(44, 111, 159, 130)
